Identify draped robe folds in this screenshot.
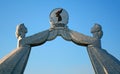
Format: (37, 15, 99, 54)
(0, 27, 120, 74)
(69, 30, 120, 74)
(87, 46, 120, 74)
(0, 46, 31, 74)
(0, 30, 49, 74)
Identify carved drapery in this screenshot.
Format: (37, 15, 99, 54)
(0, 8, 120, 74)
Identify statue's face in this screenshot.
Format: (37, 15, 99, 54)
(22, 25, 27, 34)
(91, 24, 101, 33)
(91, 26, 96, 33)
(19, 24, 28, 39)
(49, 8, 69, 27)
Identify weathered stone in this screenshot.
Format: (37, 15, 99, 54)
(0, 8, 120, 74)
(70, 23, 120, 74)
(0, 23, 49, 74)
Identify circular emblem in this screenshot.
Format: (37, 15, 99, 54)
(49, 8, 69, 28)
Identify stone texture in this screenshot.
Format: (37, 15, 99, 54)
(0, 9, 120, 74)
(49, 8, 69, 29)
(0, 24, 49, 74)
(70, 24, 120, 74)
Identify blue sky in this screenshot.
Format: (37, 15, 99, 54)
(0, 0, 120, 74)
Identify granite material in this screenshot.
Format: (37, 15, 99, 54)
(0, 8, 120, 74)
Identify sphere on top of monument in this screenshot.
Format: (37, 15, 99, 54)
(49, 8, 69, 28)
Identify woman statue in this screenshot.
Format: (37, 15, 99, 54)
(0, 22, 120, 74)
(0, 23, 49, 74)
(70, 23, 120, 74)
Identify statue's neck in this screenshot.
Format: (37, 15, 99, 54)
(93, 32, 99, 39)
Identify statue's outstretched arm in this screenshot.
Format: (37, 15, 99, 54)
(69, 30, 96, 46)
(21, 30, 49, 47)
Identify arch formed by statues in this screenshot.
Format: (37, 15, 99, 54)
(0, 8, 120, 74)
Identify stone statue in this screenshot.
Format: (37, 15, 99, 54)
(49, 8, 68, 29)
(0, 8, 120, 74)
(88, 24, 120, 74)
(70, 23, 120, 74)
(0, 23, 49, 74)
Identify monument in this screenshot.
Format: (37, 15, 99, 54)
(0, 8, 120, 74)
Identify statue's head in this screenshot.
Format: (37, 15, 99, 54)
(91, 23, 103, 39)
(15, 23, 27, 39)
